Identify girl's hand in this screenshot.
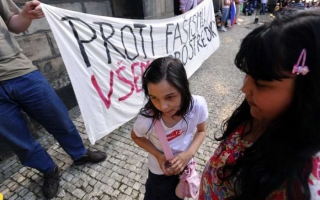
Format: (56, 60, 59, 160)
(157, 154, 173, 176)
(167, 151, 192, 175)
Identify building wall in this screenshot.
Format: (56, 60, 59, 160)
(142, 0, 174, 19)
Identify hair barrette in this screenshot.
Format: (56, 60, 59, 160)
(292, 48, 310, 75)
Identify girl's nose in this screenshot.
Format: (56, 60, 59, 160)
(241, 75, 252, 95)
(160, 101, 169, 110)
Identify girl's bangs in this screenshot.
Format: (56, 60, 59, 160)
(234, 26, 290, 81)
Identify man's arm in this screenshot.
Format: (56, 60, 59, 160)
(7, 0, 44, 34)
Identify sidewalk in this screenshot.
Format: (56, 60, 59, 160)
(0, 13, 273, 200)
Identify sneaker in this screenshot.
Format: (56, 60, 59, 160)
(73, 150, 106, 165)
(43, 165, 60, 199)
(219, 26, 227, 32)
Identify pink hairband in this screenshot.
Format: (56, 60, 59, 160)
(292, 48, 310, 75)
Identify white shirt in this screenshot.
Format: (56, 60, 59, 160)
(133, 95, 208, 174)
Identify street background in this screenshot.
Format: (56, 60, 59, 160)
(0, 13, 272, 200)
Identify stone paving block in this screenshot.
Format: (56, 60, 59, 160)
(133, 181, 141, 190)
(18, 188, 29, 196)
(72, 188, 86, 199)
(13, 186, 23, 194)
(26, 193, 37, 200)
(21, 179, 30, 186)
(1, 188, 9, 196)
(33, 186, 41, 196)
(8, 194, 18, 200)
(102, 195, 114, 200)
(94, 181, 103, 190)
(27, 182, 38, 192)
(83, 193, 94, 200)
(138, 193, 144, 200)
(111, 189, 120, 197)
(85, 185, 94, 193)
(17, 176, 26, 183)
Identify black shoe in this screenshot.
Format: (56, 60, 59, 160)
(43, 165, 60, 199)
(73, 150, 106, 165)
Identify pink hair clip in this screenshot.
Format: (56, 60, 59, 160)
(292, 48, 310, 75)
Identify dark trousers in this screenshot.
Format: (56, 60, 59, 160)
(144, 170, 183, 200)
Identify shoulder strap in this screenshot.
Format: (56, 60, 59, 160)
(154, 120, 174, 160)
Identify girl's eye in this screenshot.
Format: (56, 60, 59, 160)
(166, 96, 174, 100)
(150, 96, 157, 100)
(254, 81, 267, 88)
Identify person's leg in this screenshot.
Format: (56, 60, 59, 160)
(248, 2, 253, 15)
(0, 80, 56, 174)
(11, 71, 87, 160)
(220, 7, 229, 31)
(0, 76, 60, 199)
(260, 3, 266, 14)
(235, 3, 240, 23)
(1, 70, 105, 199)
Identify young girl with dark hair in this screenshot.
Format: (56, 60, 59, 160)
(131, 56, 208, 200)
(200, 8, 320, 200)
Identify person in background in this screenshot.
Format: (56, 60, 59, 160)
(235, 0, 241, 24)
(220, 0, 231, 31)
(292, 0, 306, 8)
(260, 0, 268, 14)
(179, 0, 203, 13)
(0, 0, 106, 199)
(199, 8, 320, 199)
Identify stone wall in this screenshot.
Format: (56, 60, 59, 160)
(112, 0, 174, 19)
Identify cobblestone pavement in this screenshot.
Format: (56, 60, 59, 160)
(0, 13, 272, 200)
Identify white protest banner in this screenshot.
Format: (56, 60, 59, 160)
(41, 0, 220, 144)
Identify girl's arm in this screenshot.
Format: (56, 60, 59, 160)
(131, 130, 171, 175)
(169, 121, 207, 175)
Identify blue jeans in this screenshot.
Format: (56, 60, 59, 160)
(222, 7, 230, 23)
(0, 70, 86, 173)
(260, 3, 266, 14)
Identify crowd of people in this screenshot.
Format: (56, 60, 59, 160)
(1, 0, 320, 199)
(274, 0, 320, 14)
